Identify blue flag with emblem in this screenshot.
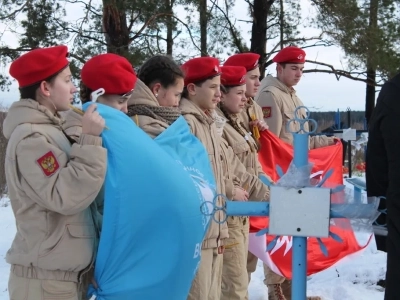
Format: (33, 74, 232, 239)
(82, 103, 216, 300)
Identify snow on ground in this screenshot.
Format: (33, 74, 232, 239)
(248, 239, 386, 300)
(0, 195, 386, 300)
(248, 175, 387, 300)
(0, 197, 14, 300)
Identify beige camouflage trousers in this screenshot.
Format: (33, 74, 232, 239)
(247, 251, 286, 284)
(187, 247, 223, 300)
(221, 216, 250, 300)
(8, 272, 80, 300)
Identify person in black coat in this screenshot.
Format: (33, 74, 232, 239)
(366, 72, 400, 300)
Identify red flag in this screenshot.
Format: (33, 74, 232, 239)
(258, 130, 343, 186)
(250, 130, 371, 278)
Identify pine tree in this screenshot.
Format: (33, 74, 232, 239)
(311, 0, 400, 121)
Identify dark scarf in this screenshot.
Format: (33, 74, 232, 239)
(127, 104, 181, 125)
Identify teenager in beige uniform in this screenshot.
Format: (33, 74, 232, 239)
(126, 55, 184, 137)
(127, 55, 268, 239)
(224, 53, 279, 299)
(3, 45, 107, 300)
(63, 53, 137, 141)
(126, 55, 268, 299)
(255, 46, 332, 300)
(62, 57, 138, 290)
(256, 46, 334, 149)
(223, 53, 268, 139)
(179, 57, 229, 300)
(217, 126, 270, 209)
(216, 65, 271, 300)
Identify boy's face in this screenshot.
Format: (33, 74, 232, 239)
(277, 63, 304, 87)
(245, 68, 261, 98)
(191, 75, 222, 111)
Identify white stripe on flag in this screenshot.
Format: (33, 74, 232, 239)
(248, 232, 284, 276)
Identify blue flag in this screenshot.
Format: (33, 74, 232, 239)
(82, 103, 216, 300)
(155, 116, 217, 231)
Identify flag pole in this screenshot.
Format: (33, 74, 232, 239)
(291, 128, 310, 300)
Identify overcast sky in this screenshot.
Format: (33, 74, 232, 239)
(0, 0, 370, 111)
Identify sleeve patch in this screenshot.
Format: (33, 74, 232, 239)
(262, 106, 272, 118)
(36, 151, 60, 177)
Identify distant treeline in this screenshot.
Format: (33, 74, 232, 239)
(309, 111, 366, 132)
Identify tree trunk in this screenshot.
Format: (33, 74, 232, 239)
(166, 0, 173, 55)
(279, 0, 284, 49)
(199, 0, 208, 56)
(365, 68, 376, 126)
(250, 0, 275, 79)
(365, 0, 378, 125)
(0, 111, 7, 194)
(102, 0, 130, 58)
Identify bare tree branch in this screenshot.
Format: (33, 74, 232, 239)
(266, 34, 327, 59)
(305, 59, 340, 80)
(208, 0, 246, 52)
(208, 0, 217, 14)
(0, 45, 87, 64)
(127, 12, 201, 53)
(156, 28, 162, 53)
(68, 52, 86, 64)
(78, 0, 92, 34)
(170, 15, 201, 53)
(136, 32, 167, 41)
(64, 0, 95, 45)
(128, 9, 141, 32)
(129, 13, 170, 42)
(304, 59, 384, 86)
(65, 0, 102, 17)
(237, 19, 252, 23)
(0, 46, 35, 54)
(301, 40, 334, 49)
(54, 18, 107, 46)
(267, 22, 280, 30)
(244, 0, 254, 13)
(303, 69, 380, 85)
(0, 0, 31, 20)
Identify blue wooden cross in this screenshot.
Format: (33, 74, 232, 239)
(203, 106, 380, 300)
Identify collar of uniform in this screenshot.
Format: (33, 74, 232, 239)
(244, 97, 255, 109)
(3, 98, 65, 139)
(204, 109, 216, 125)
(180, 97, 214, 125)
(228, 113, 241, 124)
(276, 78, 297, 95)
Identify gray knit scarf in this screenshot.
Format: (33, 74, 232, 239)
(127, 104, 181, 125)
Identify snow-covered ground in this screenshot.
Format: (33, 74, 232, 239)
(249, 240, 386, 300)
(0, 197, 14, 300)
(0, 195, 386, 300)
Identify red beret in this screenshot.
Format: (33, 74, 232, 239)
(223, 53, 260, 72)
(182, 57, 221, 86)
(9, 45, 69, 88)
(273, 46, 306, 64)
(81, 53, 137, 95)
(221, 66, 246, 86)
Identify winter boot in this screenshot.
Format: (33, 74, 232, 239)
(280, 280, 321, 300)
(281, 279, 291, 299)
(267, 284, 286, 300)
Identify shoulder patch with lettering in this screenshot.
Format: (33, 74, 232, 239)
(262, 106, 272, 118)
(36, 151, 60, 177)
